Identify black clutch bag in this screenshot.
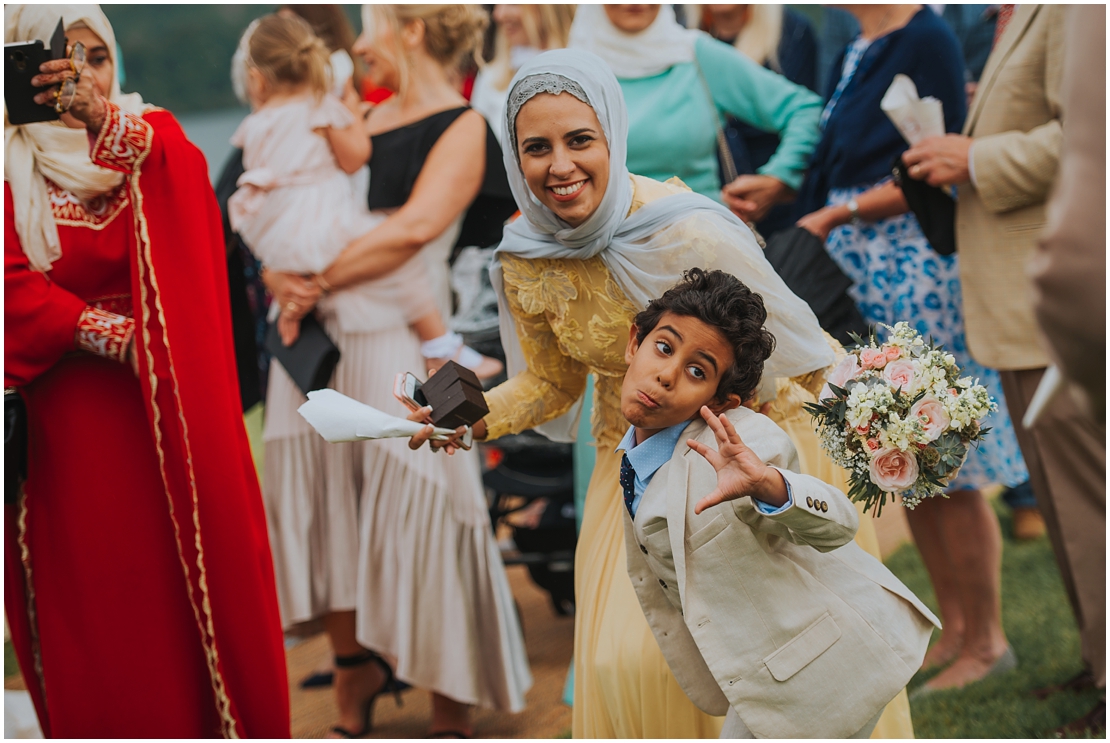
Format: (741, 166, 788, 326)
(264, 313, 341, 396)
(892, 156, 957, 256)
(763, 226, 869, 347)
(6, 388, 28, 504)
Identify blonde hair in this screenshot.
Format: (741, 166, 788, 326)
(486, 5, 577, 91)
(685, 4, 784, 73)
(248, 14, 331, 97)
(370, 4, 489, 93)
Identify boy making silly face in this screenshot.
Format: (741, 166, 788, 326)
(614, 270, 937, 739)
(619, 269, 789, 514)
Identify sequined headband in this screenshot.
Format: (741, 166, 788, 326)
(505, 73, 592, 158)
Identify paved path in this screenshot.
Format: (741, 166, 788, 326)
(288, 565, 574, 738)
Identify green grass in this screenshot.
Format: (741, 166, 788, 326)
(4, 639, 17, 679)
(888, 501, 1104, 738)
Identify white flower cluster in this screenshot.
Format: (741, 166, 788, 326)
(844, 383, 895, 429)
(941, 382, 995, 430)
(877, 412, 927, 451)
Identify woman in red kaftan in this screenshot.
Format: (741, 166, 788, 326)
(3, 6, 289, 737)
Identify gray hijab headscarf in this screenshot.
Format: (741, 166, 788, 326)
(492, 49, 833, 441)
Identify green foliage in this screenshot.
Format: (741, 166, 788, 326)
(4, 639, 17, 679)
(933, 432, 968, 476)
(888, 500, 1104, 738)
(101, 5, 363, 114)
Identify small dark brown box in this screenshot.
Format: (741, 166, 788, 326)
(421, 361, 489, 429)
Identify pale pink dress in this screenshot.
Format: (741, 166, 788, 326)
(228, 94, 434, 331)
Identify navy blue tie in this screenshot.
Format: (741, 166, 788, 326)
(620, 454, 636, 514)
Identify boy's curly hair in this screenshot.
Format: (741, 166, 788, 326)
(633, 268, 776, 403)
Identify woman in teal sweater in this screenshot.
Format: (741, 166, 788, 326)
(568, 4, 822, 221)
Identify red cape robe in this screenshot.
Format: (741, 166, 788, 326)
(4, 104, 290, 738)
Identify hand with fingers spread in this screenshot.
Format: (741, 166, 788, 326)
(687, 406, 789, 515)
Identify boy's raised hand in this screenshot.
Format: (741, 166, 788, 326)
(687, 406, 788, 515)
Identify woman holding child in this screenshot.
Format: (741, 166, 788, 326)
(259, 5, 529, 738)
(411, 49, 917, 737)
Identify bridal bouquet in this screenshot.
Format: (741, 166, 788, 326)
(804, 323, 995, 514)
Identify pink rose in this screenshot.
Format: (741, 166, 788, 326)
(820, 355, 861, 399)
(883, 345, 902, 362)
(883, 359, 917, 392)
(910, 397, 950, 441)
(869, 447, 919, 492)
(865, 438, 882, 452)
(856, 421, 870, 435)
(860, 348, 888, 369)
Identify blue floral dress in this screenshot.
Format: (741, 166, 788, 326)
(825, 184, 1028, 491)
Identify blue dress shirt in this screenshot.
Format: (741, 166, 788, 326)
(617, 423, 793, 517)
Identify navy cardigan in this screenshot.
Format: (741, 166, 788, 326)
(796, 9, 966, 215)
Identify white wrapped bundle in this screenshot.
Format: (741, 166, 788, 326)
(297, 389, 457, 443)
(881, 74, 945, 146)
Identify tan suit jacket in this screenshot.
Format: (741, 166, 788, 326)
(1029, 4, 1106, 418)
(956, 4, 1065, 370)
(623, 408, 939, 739)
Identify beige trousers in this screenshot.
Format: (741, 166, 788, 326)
(1000, 367, 1106, 687)
(720, 706, 883, 739)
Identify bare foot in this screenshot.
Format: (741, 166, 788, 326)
(921, 633, 963, 672)
(921, 644, 1014, 692)
(326, 660, 387, 738)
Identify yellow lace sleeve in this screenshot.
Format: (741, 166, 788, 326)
(483, 265, 589, 441)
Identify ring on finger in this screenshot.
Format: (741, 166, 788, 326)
(286, 302, 297, 312)
(53, 77, 77, 113)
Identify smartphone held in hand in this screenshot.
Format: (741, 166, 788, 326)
(5, 18, 65, 125)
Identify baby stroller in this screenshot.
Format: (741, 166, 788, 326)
(452, 247, 578, 617)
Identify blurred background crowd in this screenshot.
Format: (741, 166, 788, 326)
(4, 3, 1104, 739)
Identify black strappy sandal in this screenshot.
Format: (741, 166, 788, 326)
(426, 732, 471, 739)
(330, 650, 405, 739)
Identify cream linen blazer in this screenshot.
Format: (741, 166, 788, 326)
(623, 407, 939, 738)
(956, 3, 1065, 370)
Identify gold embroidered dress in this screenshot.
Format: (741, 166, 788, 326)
(484, 175, 913, 738)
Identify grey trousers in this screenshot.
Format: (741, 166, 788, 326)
(719, 706, 883, 739)
(1000, 367, 1106, 687)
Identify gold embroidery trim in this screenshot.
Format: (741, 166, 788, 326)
(16, 483, 48, 717)
(129, 117, 239, 737)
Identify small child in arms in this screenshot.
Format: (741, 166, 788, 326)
(617, 268, 939, 739)
(228, 14, 500, 377)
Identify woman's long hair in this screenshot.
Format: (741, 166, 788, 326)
(369, 4, 488, 96)
(485, 5, 576, 91)
(686, 4, 785, 73)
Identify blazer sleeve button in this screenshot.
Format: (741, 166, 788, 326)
(806, 496, 814, 508)
(821, 501, 829, 512)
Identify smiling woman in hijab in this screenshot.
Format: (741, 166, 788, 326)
(408, 46, 922, 738)
(407, 48, 865, 737)
(4, 5, 289, 737)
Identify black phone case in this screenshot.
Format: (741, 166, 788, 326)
(5, 20, 66, 126)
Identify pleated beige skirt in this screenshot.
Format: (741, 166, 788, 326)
(262, 312, 532, 712)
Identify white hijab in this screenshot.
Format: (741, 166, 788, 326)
(567, 4, 698, 79)
(493, 49, 834, 441)
(4, 4, 149, 273)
